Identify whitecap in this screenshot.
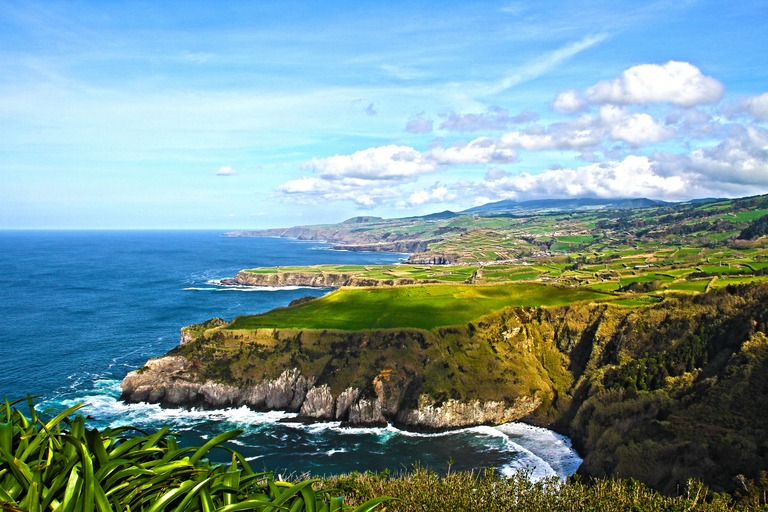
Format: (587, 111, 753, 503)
(495, 423, 582, 480)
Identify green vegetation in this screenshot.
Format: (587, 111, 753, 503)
(175, 282, 768, 497)
(319, 467, 768, 511)
(165, 194, 768, 500)
(740, 213, 768, 239)
(228, 283, 609, 331)
(0, 397, 390, 512)
(230, 195, 768, 298)
(5, 399, 768, 511)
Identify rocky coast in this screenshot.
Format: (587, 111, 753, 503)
(220, 269, 441, 288)
(121, 356, 541, 431)
(120, 282, 768, 494)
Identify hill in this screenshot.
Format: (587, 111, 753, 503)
(460, 197, 670, 215)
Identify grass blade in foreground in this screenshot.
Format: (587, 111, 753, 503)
(0, 399, 394, 512)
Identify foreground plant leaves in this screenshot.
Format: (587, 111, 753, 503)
(0, 397, 393, 512)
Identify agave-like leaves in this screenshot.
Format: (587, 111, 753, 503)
(0, 397, 393, 512)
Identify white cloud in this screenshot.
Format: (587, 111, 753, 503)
(216, 165, 237, 176)
(405, 116, 434, 134)
(598, 106, 675, 145)
(439, 107, 538, 132)
(476, 33, 609, 96)
(743, 92, 768, 119)
(664, 107, 723, 139)
(426, 138, 518, 165)
(499, 118, 603, 151)
(551, 89, 586, 114)
(476, 155, 689, 200)
(277, 176, 402, 207)
(585, 61, 724, 107)
(403, 186, 456, 207)
(654, 126, 768, 189)
(303, 145, 436, 181)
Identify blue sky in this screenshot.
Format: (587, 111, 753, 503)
(2, 0, 768, 229)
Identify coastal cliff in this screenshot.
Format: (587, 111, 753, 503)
(222, 270, 441, 288)
(121, 283, 768, 494)
(121, 317, 553, 430)
(121, 358, 541, 430)
(223, 225, 443, 255)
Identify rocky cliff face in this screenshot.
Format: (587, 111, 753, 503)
(121, 359, 313, 412)
(223, 270, 440, 288)
(121, 357, 540, 430)
(330, 239, 437, 253)
(222, 227, 442, 253)
(121, 313, 553, 431)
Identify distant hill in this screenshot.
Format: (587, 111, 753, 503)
(341, 216, 383, 224)
(461, 197, 670, 215)
(404, 210, 459, 221)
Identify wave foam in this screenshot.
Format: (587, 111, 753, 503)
(43, 380, 581, 481)
(189, 282, 328, 292)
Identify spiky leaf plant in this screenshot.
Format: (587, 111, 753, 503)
(0, 396, 393, 512)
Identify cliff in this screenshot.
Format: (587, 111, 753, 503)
(122, 282, 768, 495)
(222, 270, 441, 288)
(223, 226, 443, 255)
(122, 321, 554, 430)
(330, 239, 438, 254)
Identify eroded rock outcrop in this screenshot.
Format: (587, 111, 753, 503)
(299, 385, 335, 420)
(121, 360, 311, 412)
(120, 356, 543, 431)
(395, 395, 542, 431)
(330, 239, 437, 253)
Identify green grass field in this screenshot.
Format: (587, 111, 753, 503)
(228, 283, 610, 331)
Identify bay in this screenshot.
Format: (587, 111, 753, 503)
(0, 230, 581, 479)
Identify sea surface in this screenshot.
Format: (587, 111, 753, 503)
(0, 230, 581, 479)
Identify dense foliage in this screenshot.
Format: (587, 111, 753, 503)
(166, 283, 768, 496)
(319, 467, 768, 511)
(739, 213, 768, 240)
(3, 398, 767, 511)
(0, 398, 390, 512)
(565, 283, 768, 495)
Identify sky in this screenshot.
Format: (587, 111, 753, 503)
(2, 0, 768, 229)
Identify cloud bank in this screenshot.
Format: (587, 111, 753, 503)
(275, 60, 768, 209)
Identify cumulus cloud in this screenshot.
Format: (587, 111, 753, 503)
(275, 62, 767, 210)
(277, 176, 402, 207)
(303, 145, 436, 181)
(216, 165, 237, 176)
(468, 127, 768, 204)
(551, 89, 586, 114)
(585, 61, 724, 107)
(439, 107, 538, 132)
(405, 115, 434, 134)
(498, 121, 602, 151)
(474, 155, 688, 201)
(598, 106, 675, 145)
(664, 107, 724, 139)
(490, 106, 672, 150)
(743, 92, 768, 119)
(426, 138, 518, 165)
(401, 186, 456, 207)
(654, 126, 768, 190)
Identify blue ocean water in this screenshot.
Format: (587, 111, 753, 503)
(0, 230, 581, 479)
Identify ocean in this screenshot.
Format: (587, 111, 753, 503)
(0, 230, 581, 479)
